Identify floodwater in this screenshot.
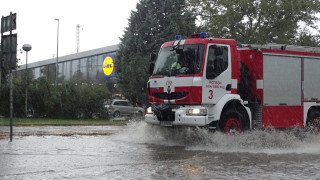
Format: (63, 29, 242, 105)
(0, 121, 320, 180)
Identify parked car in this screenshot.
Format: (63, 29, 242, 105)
(104, 99, 144, 117)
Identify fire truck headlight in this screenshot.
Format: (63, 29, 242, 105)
(186, 108, 207, 116)
(146, 107, 153, 114)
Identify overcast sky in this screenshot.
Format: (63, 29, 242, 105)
(0, 0, 139, 64)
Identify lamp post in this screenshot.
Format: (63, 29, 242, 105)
(22, 44, 32, 117)
(55, 18, 59, 83)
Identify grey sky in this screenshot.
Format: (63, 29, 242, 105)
(0, 0, 139, 64)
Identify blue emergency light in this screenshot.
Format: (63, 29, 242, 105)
(200, 32, 207, 38)
(175, 35, 181, 40)
(190, 32, 208, 38)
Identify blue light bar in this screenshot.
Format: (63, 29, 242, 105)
(200, 32, 207, 38)
(175, 35, 181, 40)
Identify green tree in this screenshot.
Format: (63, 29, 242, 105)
(116, 0, 196, 106)
(295, 28, 320, 46)
(28, 77, 50, 117)
(188, 0, 320, 45)
(0, 83, 9, 116)
(78, 83, 110, 119)
(0, 44, 7, 86)
(20, 77, 111, 119)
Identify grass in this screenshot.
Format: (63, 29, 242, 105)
(0, 117, 130, 126)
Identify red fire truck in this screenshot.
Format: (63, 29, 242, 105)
(145, 32, 320, 133)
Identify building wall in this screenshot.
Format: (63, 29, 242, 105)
(15, 44, 119, 84)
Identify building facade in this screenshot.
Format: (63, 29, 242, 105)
(15, 44, 119, 85)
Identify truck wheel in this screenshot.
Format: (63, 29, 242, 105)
(113, 111, 121, 118)
(307, 112, 320, 134)
(220, 110, 243, 134)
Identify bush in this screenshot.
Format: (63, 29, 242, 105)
(0, 77, 111, 119)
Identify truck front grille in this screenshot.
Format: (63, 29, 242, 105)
(152, 92, 188, 100)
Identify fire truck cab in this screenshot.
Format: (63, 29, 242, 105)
(145, 32, 320, 133)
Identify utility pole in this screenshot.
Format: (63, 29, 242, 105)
(22, 44, 32, 117)
(1, 12, 17, 142)
(76, 24, 83, 53)
(0, 15, 3, 88)
(55, 18, 59, 83)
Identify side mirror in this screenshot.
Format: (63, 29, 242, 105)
(149, 62, 155, 75)
(150, 52, 157, 62)
(149, 52, 157, 75)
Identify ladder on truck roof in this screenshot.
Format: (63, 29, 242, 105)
(240, 43, 320, 53)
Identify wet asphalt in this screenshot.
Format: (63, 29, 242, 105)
(1, 122, 320, 180)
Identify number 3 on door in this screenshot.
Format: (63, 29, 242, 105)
(208, 90, 213, 99)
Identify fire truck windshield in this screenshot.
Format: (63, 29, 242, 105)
(152, 44, 204, 76)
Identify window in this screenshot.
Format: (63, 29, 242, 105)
(34, 67, 41, 79)
(71, 60, 80, 79)
(152, 44, 204, 76)
(48, 64, 56, 82)
(120, 101, 129, 106)
(206, 45, 228, 79)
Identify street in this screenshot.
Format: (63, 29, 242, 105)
(1, 121, 320, 179)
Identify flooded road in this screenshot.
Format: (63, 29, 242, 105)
(1, 121, 320, 179)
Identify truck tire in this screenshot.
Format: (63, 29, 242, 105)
(219, 109, 243, 134)
(307, 112, 320, 134)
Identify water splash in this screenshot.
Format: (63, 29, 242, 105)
(114, 121, 320, 154)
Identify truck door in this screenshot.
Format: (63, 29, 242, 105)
(202, 44, 231, 104)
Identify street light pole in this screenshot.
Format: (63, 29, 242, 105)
(22, 44, 32, 117)
(55, 18, 59, 83)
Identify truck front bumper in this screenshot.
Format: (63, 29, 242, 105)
(145, 108, 207, 127)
